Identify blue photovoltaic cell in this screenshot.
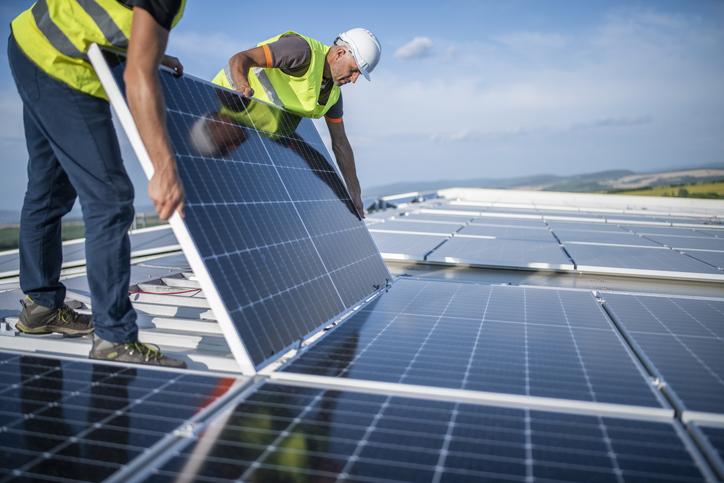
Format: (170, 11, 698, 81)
(285, 279, 663, 408)
(101, 51, 389, 367)
(693, 423, 724, 478)
(0, 351, 238, 482)
(603, 293, 724, 415)
(145, 383, 705, 483)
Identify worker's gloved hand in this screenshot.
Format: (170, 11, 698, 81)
(162, 55, 184, 77)
(149, 163, 185, 220)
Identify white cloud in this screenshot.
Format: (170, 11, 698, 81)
(394, 37, 434, 60)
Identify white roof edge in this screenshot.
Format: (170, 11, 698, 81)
(435, 187, 724, 217)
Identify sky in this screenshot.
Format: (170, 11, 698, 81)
(1, 0, 723, 212)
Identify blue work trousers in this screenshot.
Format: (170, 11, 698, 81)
(8, 35, 138, 343)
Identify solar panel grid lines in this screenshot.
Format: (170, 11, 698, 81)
(688, 422, 724, 480)
(601, 293, 724, 419)
(143, 383, 710, 483)
(0, 351, 238, 482)
(90, 45, 390, 372)
(282, 279, 667, 415)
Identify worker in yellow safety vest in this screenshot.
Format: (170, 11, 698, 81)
(212, 28, 382, 218)
(8, 0, 187, 368)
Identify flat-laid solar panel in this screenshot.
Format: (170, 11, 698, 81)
(686, 250, 724, 270)
(458, 224, 556, 242)
(553, 230, 663, 247)
(545, 220, 627, 233)
(399, 213, 476, 223)
(565, 244, 724, 281)
(0, 351, 240, 481)
(602, 293, 724, 416)
(90, 47, 390, 372)
(368, 220, 463, 235)
(625, 226, 711, 237)
(691, 422, 724, 479)
(285, 279, 663, 408)
(145, 383, 706, 483)
(0, 226, 179, 278)
(643, 235, 724, 251)
(370, 232, 449, 261)
(469, 219, 549, 229)
(427, 237, 574, 270)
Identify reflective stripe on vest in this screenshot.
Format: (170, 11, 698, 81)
(76, 0, 128, 48)
(11, 0, 185, 99)
(32, 0, 84, 58)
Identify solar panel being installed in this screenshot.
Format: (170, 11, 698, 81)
(144, 383, 706, 483)
(602, 293, 724, 419)
(283, 278, 664, 409)
(0, 351, 240, 481)
(90, 47, 390, 372)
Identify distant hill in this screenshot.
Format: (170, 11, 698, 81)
(365, 165, 724, 198)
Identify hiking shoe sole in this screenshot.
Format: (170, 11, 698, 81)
(16, 321, 93, 337)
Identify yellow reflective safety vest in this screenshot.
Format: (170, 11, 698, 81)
(212, 31, 341, 119)
(11, 0, 185, 100)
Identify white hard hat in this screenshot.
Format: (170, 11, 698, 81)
(337, 28, 381, 81)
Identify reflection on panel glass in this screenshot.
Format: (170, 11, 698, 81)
(146, 383, 705, 482)
(102, 49, 389, 367)
(286, 279, 663, 408)
(0, 351, 235, 481)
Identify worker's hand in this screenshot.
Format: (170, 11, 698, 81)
(349, 188, 365, 219)
(233, 79, 254, 98)
(149, 163, 185, 220)
(162, 55, 183, 77)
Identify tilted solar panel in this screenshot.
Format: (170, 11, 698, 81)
(89, 46, 390, 372)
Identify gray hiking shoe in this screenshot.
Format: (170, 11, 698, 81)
(17, 296, 93, 337)
(89, 336, 187, 368)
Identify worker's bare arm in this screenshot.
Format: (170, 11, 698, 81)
(228, 47, 267, 97)
(125, 7, 183, 220)
(327, 119, 364, 218)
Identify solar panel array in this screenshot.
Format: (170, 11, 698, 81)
(366, 200, 724, 281)
(0, 351, 238, 482)
(35, 46, 717, 481)
(98, 49, 389, 370)
(284, 279, 662, 408)
(146, 383, 706, 483)
(602, 292, 724, 417)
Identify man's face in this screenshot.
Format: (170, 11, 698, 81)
(330, 48, 361, 86)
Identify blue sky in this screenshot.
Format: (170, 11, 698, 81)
(1, 0, 723, 212)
